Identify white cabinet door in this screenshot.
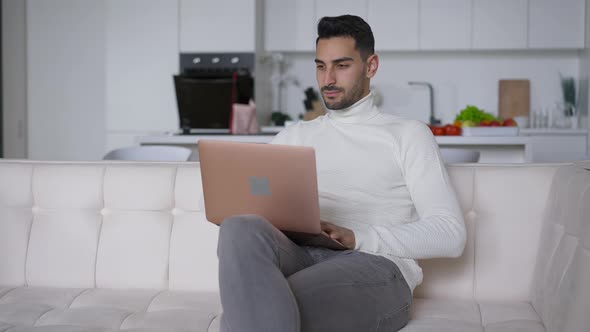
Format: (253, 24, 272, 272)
(27, 0, 107, 160)
(419, 0, 472, 50)
(265, 0, 315, 51)
(529, 0, 585, 49)
(180, 0, 255, 52)
(106, 0, 179, 133)
(368, 0, 419, 51)
(529, 135, 588, 162)
(315, 0, 368, 23)
(472, 0, 527, 49)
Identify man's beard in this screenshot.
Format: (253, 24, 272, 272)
(321, 74, 366, 110)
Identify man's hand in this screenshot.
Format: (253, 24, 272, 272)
(320, 221, 356, 250)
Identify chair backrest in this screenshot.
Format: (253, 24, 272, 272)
(103, 146, 192, 161)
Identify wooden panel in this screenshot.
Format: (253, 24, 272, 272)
(499, 80, 530, 119)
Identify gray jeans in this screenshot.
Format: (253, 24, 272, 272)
(217, 214, 412, 332)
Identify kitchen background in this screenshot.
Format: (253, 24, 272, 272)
(2, 0, 590, 161)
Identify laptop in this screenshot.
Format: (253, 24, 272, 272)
(198, 139, 347, 250)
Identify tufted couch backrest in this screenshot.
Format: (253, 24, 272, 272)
(529, 163, 590, 332)
(413, 163, 561, 301)
(0, 161, 218, 292)
(1, 160, 587, 321)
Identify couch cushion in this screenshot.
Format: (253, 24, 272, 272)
(0, 288, 221, 332)
(401, 298, 545, 332)
(0, 303, 52, 327)
(6, 327, 111, 332)
(0, 288, 84, 310)
(34, 308, 129, 330)
(0, 323, 13, 332)
(69, 289, 159, 313)
(119, 291, 220, 331)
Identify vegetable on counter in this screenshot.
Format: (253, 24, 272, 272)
(429, 104, 518, 136)
(454, 105, 517, 128)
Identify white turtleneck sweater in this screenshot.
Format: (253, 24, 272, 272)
(270, 92, 466, 292)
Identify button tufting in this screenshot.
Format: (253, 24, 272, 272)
(171, 208, 184, 215)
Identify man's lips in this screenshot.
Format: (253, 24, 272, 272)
(323, 90, 341, 97)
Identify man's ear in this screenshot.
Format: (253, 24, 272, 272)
(366, 54, 379, 78)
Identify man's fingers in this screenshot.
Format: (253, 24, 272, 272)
(320, 222, 334, 232)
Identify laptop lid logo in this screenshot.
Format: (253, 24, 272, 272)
(249, 177, 271, 196)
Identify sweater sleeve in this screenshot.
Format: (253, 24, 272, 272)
(269, 124, 299, 145)
(350, 121, 467, 259)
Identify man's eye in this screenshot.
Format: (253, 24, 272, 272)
(338, 64, 349, 69)
(316, 65, 325, 70)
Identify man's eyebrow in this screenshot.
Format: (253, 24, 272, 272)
(314, 57, 355, 64)
(332, 57, 354, 64)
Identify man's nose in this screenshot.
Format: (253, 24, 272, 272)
(323, 68, 336, 86)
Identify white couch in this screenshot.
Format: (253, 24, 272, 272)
(0, 160, 588, 332)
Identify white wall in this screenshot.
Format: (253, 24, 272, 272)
(578, 0, 590, 157)
(278, 51, 580, 126)
(27, 0, 107, 160)
(2, 0, 27, 159)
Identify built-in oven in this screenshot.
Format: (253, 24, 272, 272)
(174, 53, 254, 134)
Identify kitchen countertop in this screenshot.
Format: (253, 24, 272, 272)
(138, 133, 535, 145)
(137, 133, 534, 163)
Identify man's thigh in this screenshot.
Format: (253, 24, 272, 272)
(287, 250, 411, 332)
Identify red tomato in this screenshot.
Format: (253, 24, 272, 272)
(432, 126, 446, 136)
(502, 118, 517, 127)
(445, 125, 462, 136)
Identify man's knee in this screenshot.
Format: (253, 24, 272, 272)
(218, 214, 276, 255)
(219, 214, 273, 238)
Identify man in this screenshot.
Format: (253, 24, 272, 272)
(217, 15, 466, 332)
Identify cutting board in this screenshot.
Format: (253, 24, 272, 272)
(498, 79, 530, 119)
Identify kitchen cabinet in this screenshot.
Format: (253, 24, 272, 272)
(106, 0, 179, 134)
(528, 0, 585, 49)
(520, 129, 588, 162)
(315, 0, 368, 23)
(26, 0, 107, 160)
(180, 0, 255, 52)
(472, 0, 527, 49)
(419, 0, 472, 50)
(368, 0, 419, 51)
(264, 0, 315, 52)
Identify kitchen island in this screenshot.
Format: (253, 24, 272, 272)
(137, 133, 542, 163)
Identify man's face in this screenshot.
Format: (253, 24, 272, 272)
(315, 36, 376, 110)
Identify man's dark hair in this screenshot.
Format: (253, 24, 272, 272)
(316, 15, 375, 60)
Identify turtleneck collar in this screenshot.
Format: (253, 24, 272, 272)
(326, 91, 381, 124)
